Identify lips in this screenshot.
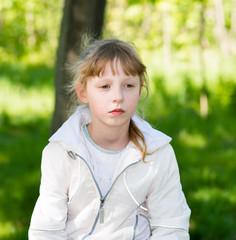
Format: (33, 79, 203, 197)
(109, 108, 125, 115)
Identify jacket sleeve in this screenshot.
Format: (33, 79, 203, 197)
(29, 142, 72, 240)
(146, 144, 191, 240)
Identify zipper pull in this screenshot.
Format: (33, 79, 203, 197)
(99, 206, 104, 224)
(99, 199, 105, 224)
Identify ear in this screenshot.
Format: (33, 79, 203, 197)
(76, 84, 88, 103)
(138, 82, 143, 100)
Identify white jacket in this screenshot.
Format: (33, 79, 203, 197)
(29, 106, 191, 240)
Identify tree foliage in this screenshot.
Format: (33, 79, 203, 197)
(1, 0, 235, 68)
(104, 0, 236, 72)
(0, 0, 63, 61)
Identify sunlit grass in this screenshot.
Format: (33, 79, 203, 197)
(0, 77, 53, 123)
(193, 187, 236, 204)
(178, 130, 207, 148)
(0, 222, 17, 238)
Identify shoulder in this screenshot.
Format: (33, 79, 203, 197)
(41, 141, 77, 170)
(43, 141, 67, 158)
(146, 143, 175, 163)
(145, 143, 179, 176)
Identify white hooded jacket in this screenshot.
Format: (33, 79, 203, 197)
(29, 106, 191, 240)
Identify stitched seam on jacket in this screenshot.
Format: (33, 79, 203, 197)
(29, 226, 64, 231)
(151, 224, 189, 232)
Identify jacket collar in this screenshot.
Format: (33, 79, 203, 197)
(49, 105, 90, 153)
(49, 105, 172, 157)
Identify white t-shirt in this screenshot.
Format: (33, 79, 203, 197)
(82, 124, 150, 239)
(82, 124, 126, 197)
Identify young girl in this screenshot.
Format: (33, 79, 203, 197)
(29, 39, 191, 240)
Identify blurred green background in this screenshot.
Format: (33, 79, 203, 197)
(0, 0, 236, 239)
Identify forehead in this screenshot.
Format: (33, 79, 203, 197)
(100, 59, 136, 77)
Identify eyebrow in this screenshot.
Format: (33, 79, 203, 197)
(99, 76, 138, 81)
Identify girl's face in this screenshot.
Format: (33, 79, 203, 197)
(76, 59, 142, 131)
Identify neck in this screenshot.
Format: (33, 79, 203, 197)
(87, 122, 130, 151)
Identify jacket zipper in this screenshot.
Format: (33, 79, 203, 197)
(99, 199, 105, 224)
(75, 153, 141, 240)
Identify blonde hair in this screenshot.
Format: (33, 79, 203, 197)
(68, 38, 149, 161)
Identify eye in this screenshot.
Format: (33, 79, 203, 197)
(125, 84, 134, 88)
(100, 84, 110, 89)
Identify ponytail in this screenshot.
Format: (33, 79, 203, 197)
(129, 119, 147, 162)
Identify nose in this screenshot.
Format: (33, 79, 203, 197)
(112, 86, 124, 103)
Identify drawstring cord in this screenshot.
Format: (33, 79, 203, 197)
(123, 172, 148, 212)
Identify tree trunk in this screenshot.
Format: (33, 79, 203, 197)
(162, 3, 171, 70)
(141, 2, 152, 36)
(199, 2, 209, 118)
(51, 0, 106, 134)
(230, 3, 236, 54)
(214, 0, 229, 55)
(25, 4, 36, 47)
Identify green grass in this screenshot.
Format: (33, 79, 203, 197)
(0, 61, 54, 239)
(0, 60, 236, 240)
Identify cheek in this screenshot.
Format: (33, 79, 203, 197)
(88, 94, 105, 109)
(127, 94, 140, 107)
